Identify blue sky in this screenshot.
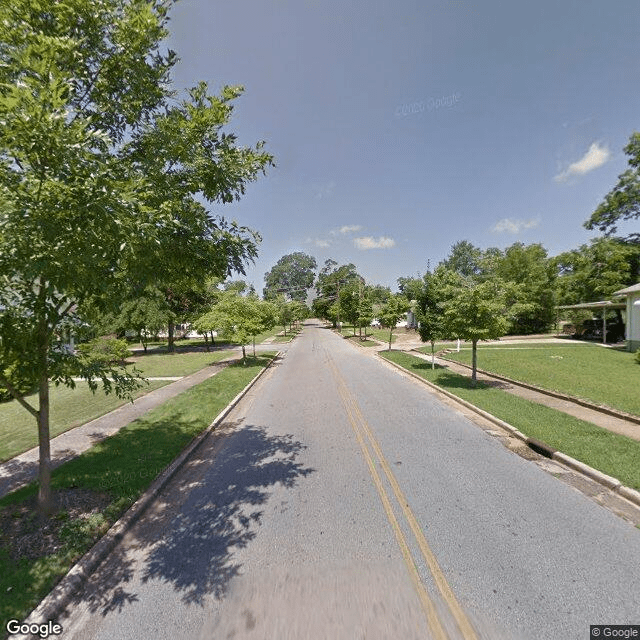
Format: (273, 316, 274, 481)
(166, 0, 640, 292)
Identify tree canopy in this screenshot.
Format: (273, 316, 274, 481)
(264, 252, 317, 302)
(585, 132, 640, 242)
(0, 0, 273, 514)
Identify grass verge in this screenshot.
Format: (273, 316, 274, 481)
(0, 381, 169, 463)
(437, 342, 640, 417)
(380, 351, 640, 492)
(0, 354, 274, 627)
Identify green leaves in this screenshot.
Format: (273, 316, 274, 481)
(585, 132, 640, 242)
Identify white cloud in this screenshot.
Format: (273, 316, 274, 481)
(353, 236, 396, 250)
(330, 224, 362, 236)
(491, 217, 540, 234)
(554, 142, 611, 182)
(314, 239, 330, 248)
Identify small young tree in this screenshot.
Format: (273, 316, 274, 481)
(441, 278, 508, 386)
(415, 271, 446, 368)
(338, 285, 360, 335)
(356, 294, 374, 340)
(379, 295, 409, 350)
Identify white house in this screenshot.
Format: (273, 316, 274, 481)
(613, 282, 640, 351)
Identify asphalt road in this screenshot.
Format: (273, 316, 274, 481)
(57, 322, 640, 639)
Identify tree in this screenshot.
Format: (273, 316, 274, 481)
(415, 270, 447, 367)
(264, 252, 317, 302)
(356, 293, 374, 340)
(367, 284, 392, 306)
(202, 293, 274, 364)
(585, 132, 640, 242)
(315, 261, 360, 327)
(338, 284, 360, 334)
(440, 241, 483, 277)
(379, 295, 409, 350)
(111, 287, 170, 352)
(553, 238, 640, 305)
(488, 243, 556, 334)
(0, 0, 272, 515)
(440, 277, 508, 386)
(397, 276, 424, 303)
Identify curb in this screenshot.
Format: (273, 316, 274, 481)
(377, 353, 640, 510)
(431, 352, 640, 426)
(15, 352, 281, 638)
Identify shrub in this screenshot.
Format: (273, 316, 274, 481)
(635, 348, 640, 365)
(77, 337, 131, 366)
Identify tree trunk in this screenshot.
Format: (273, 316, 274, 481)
(37, 371, 53, 516)
(471, 339, 478, 387)
(203, 332, 210, 352)
(283, 323, 287, 336)
(431, 341, 435, 369)
(242, 344, 246, 365)
(253, 336, 256, 357)
(167, 321, 175, 352)
(210, 330, 216, 346)
(388, 327, 393, 351)
(36, 308, 53, 516)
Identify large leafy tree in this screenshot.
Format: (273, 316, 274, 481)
(0, 0, 272, 514)
(553, 237, 640, 305)
(263, 252, 317, 302)
(585, 132, 640, 243)
(313, 260, 360, 325)
(440, 240, 483, 277)
(488, 243, 557, 334)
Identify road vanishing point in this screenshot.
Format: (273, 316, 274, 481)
(58, 321, 640, 640)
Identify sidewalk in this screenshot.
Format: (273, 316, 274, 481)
(0, 361, 233, 499)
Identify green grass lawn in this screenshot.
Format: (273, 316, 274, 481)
(436, 343, 640, 416)
(127, 348, 234, 378)
(0, 381, 169, 462)
(380, 351, 640, 492)
(0, 355, 274, 626)
(0, 349, 239, 462)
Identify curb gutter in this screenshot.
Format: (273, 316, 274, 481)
(430, 352, 640, 426)
(378, 353, 640, 510)
(16, 352, 281, 638)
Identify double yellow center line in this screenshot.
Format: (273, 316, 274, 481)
(326, 351, 477, 640)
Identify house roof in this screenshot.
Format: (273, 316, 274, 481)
(556, 300, 626, 310)
(612, 282, 640, 296)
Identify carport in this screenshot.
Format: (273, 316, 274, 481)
(556, 300, 626, 344)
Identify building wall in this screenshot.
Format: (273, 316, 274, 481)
(627, 292, 640, 351)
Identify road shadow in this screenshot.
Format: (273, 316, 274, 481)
(71, 423, 315, 615)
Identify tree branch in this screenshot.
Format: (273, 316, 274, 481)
(0, 370, 38, 419)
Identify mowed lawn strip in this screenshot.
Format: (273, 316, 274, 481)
(0, 354, 274, 627)
(0, 381, 168, 463)
(0, 349, 236, 462)
(380, 351, 640, 492)
(434, 342, 640, 417)
(127, 348, 234, 378)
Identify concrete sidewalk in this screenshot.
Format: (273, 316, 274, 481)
(0, 361, 233, 499)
